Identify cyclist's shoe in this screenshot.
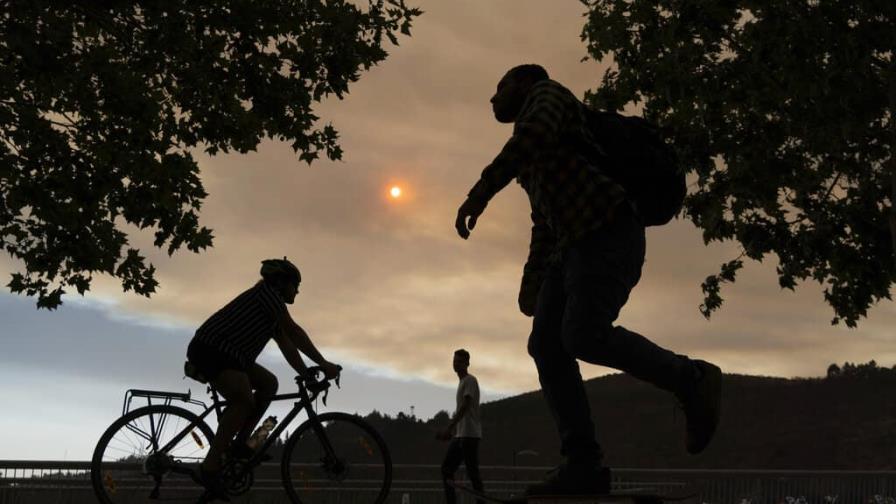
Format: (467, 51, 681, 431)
(230, 442, 272, 462)
(525, 463, 611, 496)
(190, 466, 230, 502)
(676, 359, 722, 454)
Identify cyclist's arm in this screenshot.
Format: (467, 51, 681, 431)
(273, 324, 308, 376)
(281, 312, 329, 366)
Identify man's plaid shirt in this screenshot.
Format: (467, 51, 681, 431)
(467, 79, 626, 293)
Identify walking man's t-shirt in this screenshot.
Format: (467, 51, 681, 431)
(455, 374, 482, 438)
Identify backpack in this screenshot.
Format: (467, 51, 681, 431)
(580, 109, 686, 227)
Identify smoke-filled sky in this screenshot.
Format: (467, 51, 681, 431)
(2, 0, 895, 460)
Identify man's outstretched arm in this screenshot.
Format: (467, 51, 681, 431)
(456, 82, 569, 239)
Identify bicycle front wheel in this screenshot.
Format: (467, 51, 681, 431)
(282, 412, 392, 504)
(91, 405, 214, 504)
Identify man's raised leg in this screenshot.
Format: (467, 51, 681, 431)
(559, 208, 721, 454)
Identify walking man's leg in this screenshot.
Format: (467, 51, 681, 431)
(526, 265, 608, 494)
(560, 206, 722, 454)
(559, 209, 687, 390)
(441, 438, 464, 504)
(461, 438, 485, 504)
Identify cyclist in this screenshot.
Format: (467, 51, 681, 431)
(185, 257, 341, 500)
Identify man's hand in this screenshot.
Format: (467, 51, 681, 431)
(518, 289, 537, 317)
(518, 277, 540, 317)
(455, 196, 487, 239)
(320, 360, 342, 380)
(435, 428, 453, 441)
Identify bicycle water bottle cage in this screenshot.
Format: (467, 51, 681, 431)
(184, 361, 208, 384)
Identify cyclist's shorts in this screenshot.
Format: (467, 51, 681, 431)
(187, 339, 248, 381)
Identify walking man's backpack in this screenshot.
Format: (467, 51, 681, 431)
(581, 109, 686, 227)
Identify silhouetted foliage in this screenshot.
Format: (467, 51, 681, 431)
(825, 359, 896, 381)
(0, 0, 420, 308)
(827, 363, 842, 379)
(581, 0, 896, 327)
(431, 409, 450, 425)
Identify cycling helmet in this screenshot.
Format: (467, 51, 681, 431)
(260, 257, 301, 285)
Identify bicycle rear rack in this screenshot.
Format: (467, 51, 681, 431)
(122, 388, 207, 416)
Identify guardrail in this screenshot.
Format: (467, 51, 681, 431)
(2, 460, 896, 504)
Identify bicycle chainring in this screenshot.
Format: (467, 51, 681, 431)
(222, 460, 254, 496)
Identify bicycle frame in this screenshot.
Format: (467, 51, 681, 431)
(147, 377, 337, 471)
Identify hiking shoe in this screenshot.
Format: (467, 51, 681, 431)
(525, 463, 611, 496)
(677, 359, 722, 454)
(190, 467, 230, 502)
(230, 442, 272, 462)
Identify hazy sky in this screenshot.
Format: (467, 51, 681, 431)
(2, 0, 895, 460)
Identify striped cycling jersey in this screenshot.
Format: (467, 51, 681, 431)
(192, 281, 288, 368)
(467, 79, 627, 295)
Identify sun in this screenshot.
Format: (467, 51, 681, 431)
(390, 186, 402, 198)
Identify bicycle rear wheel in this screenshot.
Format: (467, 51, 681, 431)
(282, 412, 392, 504)
(91, 405, 214, 504)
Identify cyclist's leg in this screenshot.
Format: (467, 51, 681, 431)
(234, 363, 279, 446)
(204, 369, 255, 472)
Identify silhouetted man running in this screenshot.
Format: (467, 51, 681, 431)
(437, 349, 484, 504)
(454, 64, 722, 495)
(185, 258, 341, 500)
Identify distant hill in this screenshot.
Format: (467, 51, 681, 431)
(360, 364, 896, 469)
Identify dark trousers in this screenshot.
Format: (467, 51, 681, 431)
(527, 204, 690, 464)
(441, 437, 484, 504)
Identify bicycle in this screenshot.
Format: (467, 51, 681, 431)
(90, 365, 392, 504)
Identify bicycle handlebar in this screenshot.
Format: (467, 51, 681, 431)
(295, 365, 342, 404)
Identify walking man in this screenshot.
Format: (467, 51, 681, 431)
(437, 349, 484, 504)
(454, 64, 722, 495)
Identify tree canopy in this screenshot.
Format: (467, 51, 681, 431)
(581, 0, 894, 326)
(0, 0, 420, 308)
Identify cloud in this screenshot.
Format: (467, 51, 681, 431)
(3, 0, 896, 400)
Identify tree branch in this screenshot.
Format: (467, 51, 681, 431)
(47, 119, 77, 130)
(822, 171, 844, 202)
